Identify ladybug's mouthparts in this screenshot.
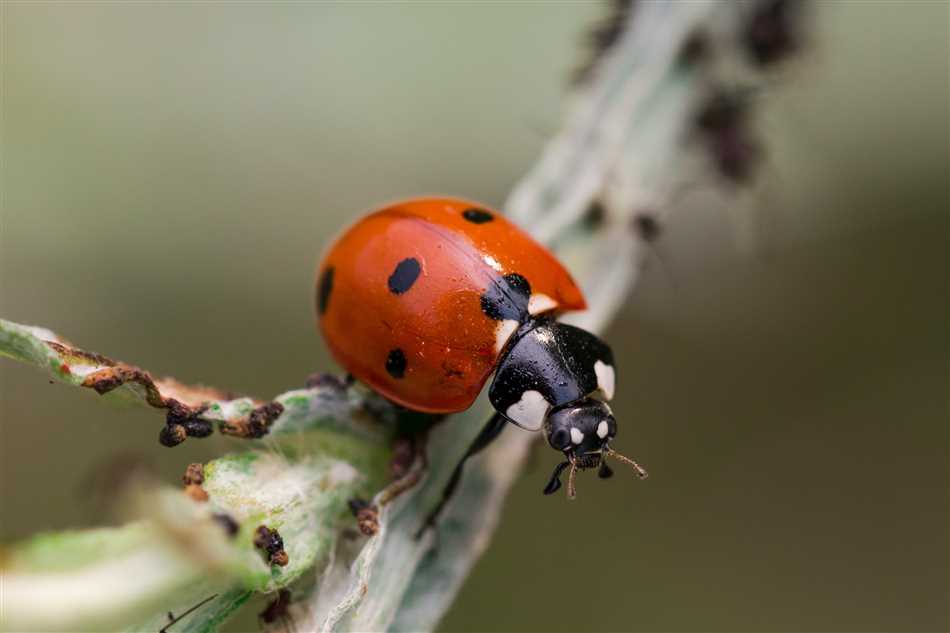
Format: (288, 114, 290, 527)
(572, 452, 603, 470)
(543, 447, 648, 500)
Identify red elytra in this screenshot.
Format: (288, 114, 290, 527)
(315, 197, 586, 414)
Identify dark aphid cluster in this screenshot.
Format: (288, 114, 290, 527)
(160, 400, 212, 447)
(692, 0, 807, 184)
(246, 401, 285, 438)
(254, 525, 289, 567)
(694, 88, 762, 185)
(217, 400, 285, 440)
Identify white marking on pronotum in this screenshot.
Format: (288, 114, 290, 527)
(570, 427, 584, 445)
(505, 390, 549, 431)
(528, 293, 557, 316)
(594, 360, 615, 400)
(597, 420, 609, 439)
(494, 319, 519, 353)
(482, 254, 504, 272)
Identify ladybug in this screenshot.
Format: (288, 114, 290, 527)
(316, 198, 646, 521)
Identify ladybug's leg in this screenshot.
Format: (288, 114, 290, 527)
(347, 428, 432, 536)
(416, 412, 508, 537)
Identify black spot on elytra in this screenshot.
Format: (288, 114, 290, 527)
(462, 208, 494, 224)
(317, 267, 334, 315)
(388, 258, 421, 295)
(386, 349, 407, 379)
(480, 273, 531, 321)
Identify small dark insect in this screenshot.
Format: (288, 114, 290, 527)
(211, 512, 240, 538)
(694, 89, 761, 184)
(159, 423, 188, 448)
(631, 212, 662, 243)
(182, 463, 205, 486)
(258, 589, 294, 630)
(247, 401, 285, 439)
(629, 209, 679, 291)
(742, 0, 803, 66)
(254, 525, 289, 567)
(181, 462, 209, 502)
(574, 0, 637, 84)
(159, 401, 212, 447)
(166, 400, 213, 437)
(218, 401, 284, 440)
(678, 29, 711, 67)
(583, 200, 607, 228)
(348, 498, 380, 536)
(696, 89, 749, 133)
(160, 594, 218, 633)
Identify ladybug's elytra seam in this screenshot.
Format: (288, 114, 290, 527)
(479, 272, 531, 322)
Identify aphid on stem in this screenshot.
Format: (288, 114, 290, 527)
(258, 589, 294, 632)
(254, 525, 289, 567)
(694, 88, 762, 185)
(742, 0, 804, 67)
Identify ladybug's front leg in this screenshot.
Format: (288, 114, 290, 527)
(415, 412, 508, 538)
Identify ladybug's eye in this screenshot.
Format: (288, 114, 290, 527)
(549, 428, 571, 450)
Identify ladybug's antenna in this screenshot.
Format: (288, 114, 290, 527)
(567, 454, 578, 500)
(604, 447, 649, 479)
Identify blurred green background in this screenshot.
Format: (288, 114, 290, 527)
(2, 2, 947, 632)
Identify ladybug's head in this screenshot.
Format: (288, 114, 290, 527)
(542, 398, 647, 498)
